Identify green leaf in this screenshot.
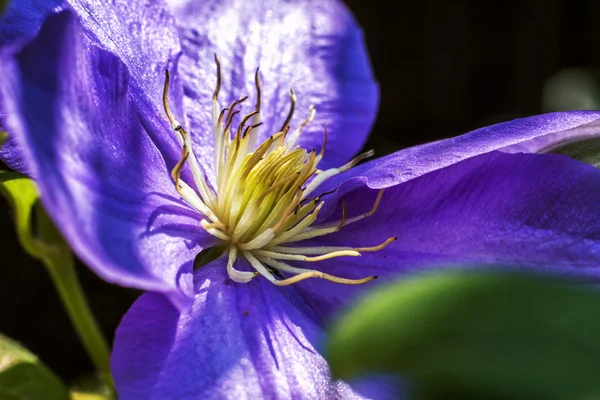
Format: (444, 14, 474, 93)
(0, 171, 71, 258)
(326, 271, 600, 400)
(0, 333, 69, 400)
(539, 68, 600, 168)
(70, 374, 113, 400)
(550, 138, 600, 169)
(0, 172, 43, 257)
(542, 68, 600, 112)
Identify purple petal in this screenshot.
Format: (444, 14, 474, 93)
(66, 0, 182, 108)
(323, 111, 600, 191)
(0, 0, 62, 46)
(0, 11, 209, 307)
(112, 259, 400, 399)
(502, 116, 600, 153)
(0, 134, 32, 175)
(0, 0, 183, 174)
(0, 1, 63, 174)
(295, 152, 600, 321)
(166, 0, 378, 174)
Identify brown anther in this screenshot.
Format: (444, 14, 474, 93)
(236, 111, 260, 137)
(225, 96, 248, 129)
(223, 111, 240, 134)
(313, 187, 337, 202)
(341, 149, 375, 171)
(171, 147, 190, 193)
(280, 89, 296, 132)
(242, 122, 263, 138)
(254, 68, 261, 113)
(217, 108, 228, 126)
(278, 125, 290, 145)
(162, 70, 176, 126)
(319, 123, 328, 158)
(337, 200, 347, 231)
(213, 54, 222, 101)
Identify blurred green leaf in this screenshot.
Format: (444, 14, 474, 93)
(0, 1, 8, 19)
(550, 138, 600, 168)
(0, 171, 70, 258)
(70, 394, 107, 400)
(326, 271, 600, 400)
(541, 69, 600, 169)
(542, 68, 600, 112)
(0, 172, 43, 257)
(70, 374, 113, 400)
(0, 333, 69, 400)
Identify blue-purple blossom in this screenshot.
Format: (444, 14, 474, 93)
(3, 0, 600, 398)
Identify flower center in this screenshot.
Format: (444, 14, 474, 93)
(162, 56, 395, 286)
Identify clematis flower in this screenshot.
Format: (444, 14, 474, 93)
(4, 0, 600, 398)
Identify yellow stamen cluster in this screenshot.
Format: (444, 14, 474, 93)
(163, 56, 395, 286)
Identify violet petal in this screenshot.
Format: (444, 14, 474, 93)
(323, 111, 600, 191)
(296, 151, 600, 321)
(0, 0, 62, 46)
(0, 0, 184, 174)
(0, 11, 209, 307)
(167, 0, 378, 176)
(112, 259, 401, 399)
(66, 0, 182, 109)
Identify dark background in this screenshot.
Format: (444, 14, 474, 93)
(2, 0, 600, 383)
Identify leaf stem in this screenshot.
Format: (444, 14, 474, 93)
(0, 173, 115, 397)
(36, 205, 115, 397)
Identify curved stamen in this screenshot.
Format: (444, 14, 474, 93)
(315, 123, 328, 164)
(237, 228, 276, 251)
(164, 70, 216, 208)
(300, 189, 384, 232)
(254, 249, 360, 262)
(259, 257, 377, 286)
(163, 71, 179, 129)
(227, 247, 258, 283)
(242, 250, 277, 283)
(285, 104, 316, 147)
(170, 142, 219, 222)
(275, 271, 376, 286)
(270, 202, 325, 246)
(268, 236, 397, 255)
(200, 219, 230, 241)
(178, 127, 217, 208)
(277, 200, 347, 244)
(342, 189, 384, 226)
